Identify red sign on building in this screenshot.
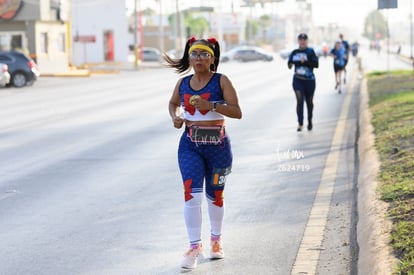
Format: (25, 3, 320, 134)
(73, 35, 96, 43)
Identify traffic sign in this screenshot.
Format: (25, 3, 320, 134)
(378, 0, 398, 9)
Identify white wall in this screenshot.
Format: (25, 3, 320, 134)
(35, 22, 69, 74)
(71, 0, 128, 66)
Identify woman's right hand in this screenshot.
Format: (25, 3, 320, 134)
(172, 116, 185, 129)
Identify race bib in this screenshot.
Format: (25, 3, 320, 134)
(296, 66, 307, 75)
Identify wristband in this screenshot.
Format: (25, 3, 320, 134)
(212, 102, 217, 112)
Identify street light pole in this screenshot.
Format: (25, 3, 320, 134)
(387, 8, 390, 76)
(133, 0, 143, 70)
(134, 0, 138, 70)
(216, 0, 223, 48)
(175, 0, 181, 52)
(410, 0, 413, 59)
(158, 0, 164, 53)
(138, 0, 143, 62)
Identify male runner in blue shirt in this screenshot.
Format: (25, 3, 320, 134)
(339, 33, 350, 84)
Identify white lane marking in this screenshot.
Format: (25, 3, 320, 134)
(291, 73, 356, 274)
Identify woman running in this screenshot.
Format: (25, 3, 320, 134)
(288, 33, 319, 131)
(165, 37, 242, 269)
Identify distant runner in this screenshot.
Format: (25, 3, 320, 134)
(330, 40, 347, 94)
(287, 33, 319, 131)
(339, 33, 350, 84)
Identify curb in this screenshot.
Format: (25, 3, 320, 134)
(40, 70, 91, 77)
(357, 75, 398, 274)
(395, 54, 414, 67)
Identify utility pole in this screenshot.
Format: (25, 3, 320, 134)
(378, 0, 398, 76)
(138, 0, 143, 62)
(134, 0, 143, 70)
(134, 0, 138, 70)
(249, 2, 253, 43)
(175, 0, 182, 52)
(158, 0, 164, 53)
(216, 1, 224, 49)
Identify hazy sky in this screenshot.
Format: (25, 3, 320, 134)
(310, 0, 377, 27)
(310, 0, 410, 28)
(128, 0, 412, 32)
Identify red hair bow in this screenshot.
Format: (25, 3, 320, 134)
(188, 36, 196, 45)
(207, 37, 217, 45)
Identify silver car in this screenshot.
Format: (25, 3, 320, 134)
(233, 47, 274, 62)
(222, 46, 274, 62)
(142, 47, 161, 62)
(0, 62, 11, 87)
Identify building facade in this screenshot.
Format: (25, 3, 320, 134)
(1, 0, 129, 73)
(0, 0, 70, 74)
(71, 0, 128, 66)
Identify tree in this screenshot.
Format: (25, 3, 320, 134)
(142, 8, 156, 16)
(364, 10, 388, 41)
(258, 14, 272, 43)
(185, 14, 209, 38)
(168, 11, 209, 39)
(245, 19, 259, 43)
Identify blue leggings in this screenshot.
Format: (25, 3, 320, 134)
(292, 77, 316, 125)
(178, 132, 232, 205)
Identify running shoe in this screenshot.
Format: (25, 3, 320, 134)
(297, 125, 303, 132)
(210, 239, 224, 259)
(307, 120, 313, 131)
(181, 243, 203, 269)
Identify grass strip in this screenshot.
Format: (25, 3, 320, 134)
(367, 70, 414, 274)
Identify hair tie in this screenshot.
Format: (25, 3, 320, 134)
(188, 36, 196, 45)
(207, 37, 217, 45)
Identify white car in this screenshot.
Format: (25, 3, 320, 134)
(221, 46, 274, 62)
(0, 62, 11, 87)
(165, 49, 183, 59)
(279, 48, 292, 59)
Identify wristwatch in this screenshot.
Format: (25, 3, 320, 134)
(212, 102, 217, 112)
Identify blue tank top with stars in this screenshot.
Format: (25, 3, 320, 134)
(179, 73, 225, 120)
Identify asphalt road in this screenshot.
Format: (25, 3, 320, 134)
(0, 48, 410, 275)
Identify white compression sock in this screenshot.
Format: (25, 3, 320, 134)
(207, 197, 224, 238)
(184, 192, 203, 244)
